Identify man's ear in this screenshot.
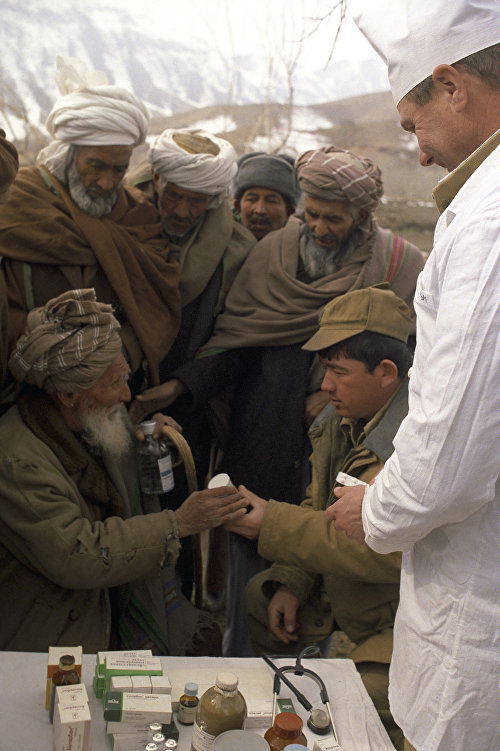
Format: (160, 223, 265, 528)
(375, 359, 400, 388)
(55, 391, 77, 409)
(355, 208, 368, 227)
(234, 199, 241, 212)
(432, 64, 468, 111)
(152, 170, 161, 191)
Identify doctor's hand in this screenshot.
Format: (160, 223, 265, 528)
(268, 585, 300, 645)
(223, 485, 267, 539)
(326, 484, 367, 545)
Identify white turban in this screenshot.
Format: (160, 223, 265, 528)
(149, 128, 237, 209)
(37, 56, 150, 176)
(352, 0, 499, 104)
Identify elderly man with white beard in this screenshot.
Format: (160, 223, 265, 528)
(0, 289, 247, 655)
(0, 57, 180, 394)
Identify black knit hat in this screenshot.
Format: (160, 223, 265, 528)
(233, 151, 301, 207)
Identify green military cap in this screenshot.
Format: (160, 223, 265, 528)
(303, 283, 412, 352)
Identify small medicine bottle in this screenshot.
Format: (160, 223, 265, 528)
(191, 672, 246, 751)
(137, 420, 175, 495)
(48, 654, 80, 722)
(264, 712, 308, 751)
(177, 682, 199, 725)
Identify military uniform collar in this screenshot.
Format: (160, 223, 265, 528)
(433, 130, 500, 215)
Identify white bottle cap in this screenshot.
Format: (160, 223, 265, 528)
(216, 671, 238, 691)
(207, 473, 232, 489)
(140, 421, 156, 436)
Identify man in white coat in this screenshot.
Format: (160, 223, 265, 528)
(328, 2, 500, 751)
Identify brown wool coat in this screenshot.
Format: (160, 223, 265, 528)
(0, 166, 181, 383)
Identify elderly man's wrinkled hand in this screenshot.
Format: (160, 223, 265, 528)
(326, 484, 367, 545)
(175, 486, 247, 538)
(134, 411, 182, 442)
(224, 484, 268, 539)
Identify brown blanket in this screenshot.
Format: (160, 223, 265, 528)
(0, 166, 181, 383)
(200, 215, 424, 352)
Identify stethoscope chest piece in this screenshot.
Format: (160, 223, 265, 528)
(307, 708, 331, 735)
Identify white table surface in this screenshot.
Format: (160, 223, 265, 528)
(0, 652, 395, 751)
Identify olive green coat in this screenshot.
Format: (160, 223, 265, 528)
(0, 397, 181, 652)
(246, 380, 407, 663)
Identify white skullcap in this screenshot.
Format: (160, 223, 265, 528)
(352, 0, 500, 104)
(149, 128, 237, 209)
(37, 56, 150, 175)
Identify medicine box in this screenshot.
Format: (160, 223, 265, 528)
(104, 691, 172, 724)
(131, 675, 152, 693)
(313, 739, 344, 751)
(103, 656, 162, 694)
(55, 683, 89, 709)
(245, 698, 274, 728)
(53, 702, 91, 751)
(151, 675, 171, 695)
(94, 650, 152, 699)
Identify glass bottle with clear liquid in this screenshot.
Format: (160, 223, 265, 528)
(137, 420, 175, 494)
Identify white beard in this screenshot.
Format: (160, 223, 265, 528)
(79, 404, 132, 460)
(67, 159, 119, 217)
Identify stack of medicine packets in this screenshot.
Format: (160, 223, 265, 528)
(53, 683, 91, 751)
(94, 651, 172, 751)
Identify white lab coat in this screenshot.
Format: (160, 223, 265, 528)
(362, 140, 500, 751)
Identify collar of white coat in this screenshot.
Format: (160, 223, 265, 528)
(433, 129, 500, 215)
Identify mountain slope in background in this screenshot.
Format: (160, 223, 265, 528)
(1, 0, 388, 138)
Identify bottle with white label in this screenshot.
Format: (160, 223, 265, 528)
(137, 420, 175, 494)
(190, 672, 246, 751)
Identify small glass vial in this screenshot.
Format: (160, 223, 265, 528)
(145, 745, 158, 751)
(178, 682, 199, 725)
(147, 723, 163, 741)
(191, 672, 246, 751)
(137, 420, 175, 494)
(152, 734, 166, 745)
(48, 654, 80, 723)
(164, 742, 178, 751)
(264, 712, 308, 751)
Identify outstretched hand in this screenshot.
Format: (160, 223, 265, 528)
(129, 379, 187, 424)
(175, 486, 248, 538)
(223, 485, 268, 539)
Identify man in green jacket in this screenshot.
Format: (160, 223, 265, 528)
(227, 285, 414, 749)
(0, 289, 247, 654)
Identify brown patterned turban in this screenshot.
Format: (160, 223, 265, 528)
(296, 145, 383, 212)
(9, 289, 122, 393)
(0, 128, 19, 203)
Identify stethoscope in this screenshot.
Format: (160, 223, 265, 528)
(263, 645, 339, 745)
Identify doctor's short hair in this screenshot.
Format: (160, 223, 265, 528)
(320, 331, 413, 378)
(407, 42, 500, 106)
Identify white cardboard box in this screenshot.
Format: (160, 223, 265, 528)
(53, 703, 91, 751)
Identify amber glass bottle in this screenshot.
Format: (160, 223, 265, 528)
(178, 682, 199, 725)
(190, 672, 246, 751)
(264, 712, 308, 751)
(48, 654, 80, 722)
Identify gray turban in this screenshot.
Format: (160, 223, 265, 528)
(149, 128, 237, 209)
(9, 289, 122, 394)
(296, 145, 384, 212)
(234, 152, 301, 207)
